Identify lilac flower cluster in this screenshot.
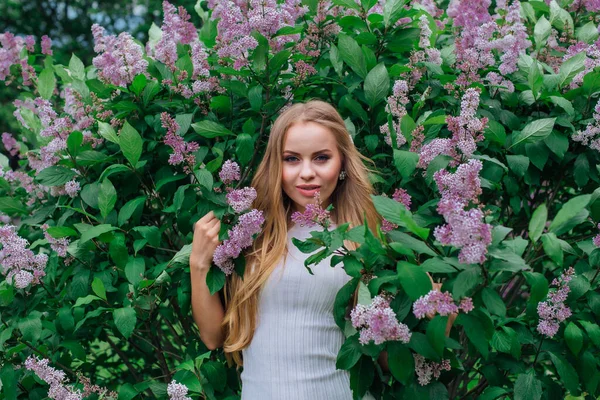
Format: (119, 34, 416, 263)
(573, 99, 600, 152)
(0, 225, 48, 289)
(432, 159, 492, 264)
(290, 191, 331, 228)
(296, 0, 342, 57)
(167, 380, 192, 400)
(153, 1, 198, 71)
(418, 88, 487, 169)
(77, 374, 117, 399)
(219, 160, 241, 184)
(418, 16, 442, 65)
(42, 224, 70, 257)
(0, 32, 37, 85)
(563, 41, 600, 89)
(380, 80, 410, 148)
(161, 112, 200, 174)
(414, 353, 452, 386)
(0, 167, 45, 206)
(570, 0, 600, 11)
(350, 295, 412, 345)
(62, 87, 95, 134)
(2, 132, 19, 156)
(537, 267, 575, 338)
(594, 223, 600, 247)
(91, 23, 148, 87)
(208, 0, 309, 69)
(226, 187, 257, 213)
(24, 356, 83, 399)
(413, 289, 473, 319)
(213, 209, 265, 275)
(41, 35, 53, 55)
(381, 188, 412, 233)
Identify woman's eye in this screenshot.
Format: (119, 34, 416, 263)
(283, 156, 298, 162)
(315, 155, 330, 162)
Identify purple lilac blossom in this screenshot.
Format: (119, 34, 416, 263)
(381, 188, 412, 233)
(2, 132, 19, 156)
(290, 191, 331, 227)
(41, 35, 53, 55)
(92, 24, 148, 87)
(219, 160, 241, 184)
(413, 289, 474, 319)
(153, 1, 198, 71)
(414, 353, 452, 386)
(24, 356, 83, 400)
(213, 209, 265, 275)
(573, 99, 600, 151)
(64, 180, 81, 198)
(226, 187, 257, 213)
(42, 224, 70, 257)
(0, 32, 37, 85)
(167, 380, 192, 400)
(296, 0, 342, 57)
(571, 0, 600, 11)
(0, 225, 48, 289)
(537, 267, 575, 338)
(380, 80, 409, 148)
(563, 41, 600, 89)
(161, 112, 199, 174)
(594, 223, 600, 247)
(350, 295, 412, 345)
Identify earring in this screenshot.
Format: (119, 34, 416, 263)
(339, 170, 347, 181)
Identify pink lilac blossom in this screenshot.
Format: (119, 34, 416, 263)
(167, 380, 192, 400)
(291, 191, 331, 228)
(62, 87, 94, 133)
(381, 80, 410, 148)
(153, 2, 198, 70)
(563, 41, 600, 89)
(2, 132, 19, 156)
(413, 289, 473, 319)
(41, 224, 70, 258)
(24, 356, 83, 400)
(219, 160, 241, 184)
(536, 267, 575, 338)
(485, 71, 515, 94)
(41, 35, 53, 55)
(414, 353, 452, 386)
(350, 295, 412, 345)
(573, 99, 600, 151)
(213, 209, 265, 275)
(92, 24, 148, 87)
(296, 0, 342, 57)
(226, 187, 257, 213)
(571, 0, 600, 12)
(413, 0, 443, 18)
(208, 0, 308, 69)
(161, 112, 199, 173)
(0, 225, 48, 289)
(0, 32, 37, 85)
(593, 223, 600, 247)
(64, 180, 81, 198)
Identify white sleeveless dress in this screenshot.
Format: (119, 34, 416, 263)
(240, 223, 354, 399)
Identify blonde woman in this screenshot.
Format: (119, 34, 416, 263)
(190, 100, 404, 398)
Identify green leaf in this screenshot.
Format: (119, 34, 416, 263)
(481, 287, 506, 317)
(580, 320, 600, 347)
(549, 194, 591, 233)
(548, 352, 580, 394)
(334, 278, 358, 329)
(119, 121, 143, 167)
(206, 267, 226, 295)
(91, 277, 107, 300)
(507, 155, 529, 178)
(574, 154, 590, 188)
(46, 226, 78, 238)
(113, 307, 137, 339)
(523, 272, 549, 303)
(73, 294, 101, 308)
(534, 16, 551, 49)
(38, 67, 56, 99)
(130, 74, 147, 96)
(69, 54, 85, 80)
(565, 322, 583, 355)
(387, 342, 414, 384)
(543, 131, 569, 158)
(364, 63, 389, 108)
(191, 120, 234, 138)
(98, 179, 117, 219)
(79, 224, 117, 244)
(576, 21, 599, 43)
(541, 233, 563, 266)
(371, 195, 429, 240)
(559, 52, 586, 88)
(36, 166, 77, 186)
(200, 361, 227, 392)
(0, 197, 28, 215)
(387, 231, 436, 257)
(427, 315, 448, 356)
(453, 267, 481, 298)
(456, 313, 489, 358)
(118, 196, 146, 227)
(336, 335, 362, 369)
(510, 118, 556, 148)
(548, 96, 574, 115)
(485, 120, 507, 145)
(397, 261, 431, 300)
(18, 314, 42, 342)
(514, 372, 542, 400)
(125, 257, 145, 287)
(393, 149, 419, 179)
(338, 34, 367, 78)
(1, 363, 17, 400)
(98, 121, 120, 144)
(528, 204, 547, 243)
(236, 133, 254, 166)
(67, 131, 83, 157)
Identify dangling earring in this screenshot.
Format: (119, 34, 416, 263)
(339, 170, 347, 181)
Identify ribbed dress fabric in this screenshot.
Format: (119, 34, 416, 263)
(240, 223, 354, 400)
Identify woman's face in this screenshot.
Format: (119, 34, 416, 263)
(281, 121, 343, 213)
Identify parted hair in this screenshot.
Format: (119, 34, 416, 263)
(221, 100, 382, 366)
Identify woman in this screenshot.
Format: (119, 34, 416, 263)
(189, 100, 383, 399)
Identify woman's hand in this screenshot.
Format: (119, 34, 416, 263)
(189, 211, 221, 273)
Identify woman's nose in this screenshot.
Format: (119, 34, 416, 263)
(300, 161, 316, 179)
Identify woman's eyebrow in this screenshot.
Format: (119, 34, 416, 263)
(283, 149, 333, 155)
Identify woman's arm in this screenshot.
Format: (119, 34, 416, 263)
(189, 211, 226, 350)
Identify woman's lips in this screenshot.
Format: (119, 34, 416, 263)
(296, 186, 321, 197)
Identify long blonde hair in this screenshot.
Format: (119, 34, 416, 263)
(222, 100, 382, 366)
